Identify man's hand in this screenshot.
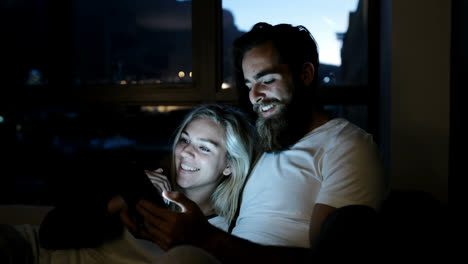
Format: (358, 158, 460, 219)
(120, 190, 215, 251)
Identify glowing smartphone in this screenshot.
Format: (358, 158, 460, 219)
(118, 164, 168, 230)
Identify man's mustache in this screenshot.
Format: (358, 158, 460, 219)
(253, 98, 282, 114)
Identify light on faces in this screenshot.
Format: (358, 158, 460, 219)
(174, 117, 230, 191)
(241, 42, 295, 106)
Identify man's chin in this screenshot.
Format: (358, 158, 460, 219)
(255, 113, 289, 153)
(255, 103, 309, 153)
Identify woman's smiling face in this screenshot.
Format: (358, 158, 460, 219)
(174, 117, 231, 191)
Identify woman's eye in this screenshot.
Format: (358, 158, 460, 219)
(199, 146, 210, 152)
(179, 137, 189, 144)
(263, 79, 274, 85)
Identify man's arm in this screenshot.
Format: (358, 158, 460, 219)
(121, 191, 317, 264)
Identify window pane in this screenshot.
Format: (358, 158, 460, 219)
(1, 0, 193, 86)
(73, 0, 192, 85)
(324, 105, 368, 131)
(222, 0, 367, 88)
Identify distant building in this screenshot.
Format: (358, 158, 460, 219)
(340, 0, 368, 85)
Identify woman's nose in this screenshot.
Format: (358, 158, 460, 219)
(180, 144, 195, 158)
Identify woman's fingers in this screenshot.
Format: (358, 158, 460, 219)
(145, 169, 171, 194)
(148, 175, 171, 192)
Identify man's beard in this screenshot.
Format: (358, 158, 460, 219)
(254, 95, 310, 153)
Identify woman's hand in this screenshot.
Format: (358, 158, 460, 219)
(145, 168, 172, 196)
(107, 194, 127, 215)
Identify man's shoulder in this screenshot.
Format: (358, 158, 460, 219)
(322, 118, 372, 140)
(300, 118, 374, 149)
(304, 118, 356, 139)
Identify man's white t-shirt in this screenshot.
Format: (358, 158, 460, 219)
(231, 118, 387, 248)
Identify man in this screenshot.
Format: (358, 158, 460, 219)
(120, 22, 387, 263)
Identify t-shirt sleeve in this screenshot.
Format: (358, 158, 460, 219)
(207, 216, 230, 232)
(316, 128, 387, 210)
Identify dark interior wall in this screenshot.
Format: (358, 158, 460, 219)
(391, 0, 450, 204)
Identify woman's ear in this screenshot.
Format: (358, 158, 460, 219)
(300, 62, 315, 86)
(223, 165, 232, 176)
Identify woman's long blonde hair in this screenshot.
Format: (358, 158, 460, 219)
(170, 104, 255, 225)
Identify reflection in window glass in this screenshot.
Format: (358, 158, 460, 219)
(73, 0, 192, 85)
(222, 0, 368, 88)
